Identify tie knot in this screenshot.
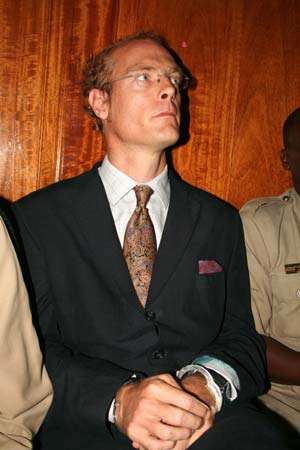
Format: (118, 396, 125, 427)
(134, 185, 154, 208)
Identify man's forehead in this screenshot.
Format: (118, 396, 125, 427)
(110, 39, 177, 74)
(287, 126, 300, 149)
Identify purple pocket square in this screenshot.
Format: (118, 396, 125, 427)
(198, 260, 223, 274)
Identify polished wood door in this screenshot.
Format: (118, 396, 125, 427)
(0, 0, 299, 207)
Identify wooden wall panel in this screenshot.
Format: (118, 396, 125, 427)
(113, 0, 300, 206)
(38, 0, 114, 184)
(0, 0, 299, 209)
(0, 0, 51, 200)
(228, 0, 300, 206)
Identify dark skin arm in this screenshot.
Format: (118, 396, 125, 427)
(264, 336, 300, 385)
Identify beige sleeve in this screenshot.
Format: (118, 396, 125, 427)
(0, 217, 53, 449)
(240, 209, 273, 336)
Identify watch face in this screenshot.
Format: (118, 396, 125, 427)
(208, 370, 229, 396)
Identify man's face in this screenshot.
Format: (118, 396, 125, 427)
(99, 39, 182, 153)
(286, 146, 300, 195)
(281, 125, 300, 195)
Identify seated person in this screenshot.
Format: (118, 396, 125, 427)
(240, 107, 300, 433)
(0, 214, 53, 449)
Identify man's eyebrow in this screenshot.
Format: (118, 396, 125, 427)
(125, 64, 155, 72)
(125, 64, 182, 73)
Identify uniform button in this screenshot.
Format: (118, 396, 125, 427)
(145, 309, 156, 321)
(296, 289, 300, 299)
(283, 195, 290, 202)
(152, 349, 166, 359)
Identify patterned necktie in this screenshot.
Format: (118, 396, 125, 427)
(123, 185, 157, 306)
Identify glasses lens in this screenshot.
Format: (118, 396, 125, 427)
(180, 76, 189, 91)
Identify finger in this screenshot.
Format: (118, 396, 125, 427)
(152, 373, 182, 389)
(127, 402, 201, 447)
(152, 421, 193, 441)
(185, 411, 214, 448)
(132, 435, 177, 450)
(158, 402, 207, 430)
(172, 441, 189, 450)
(142, 377, 209, 419)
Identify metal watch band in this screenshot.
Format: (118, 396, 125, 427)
(111, 373, 145, 424)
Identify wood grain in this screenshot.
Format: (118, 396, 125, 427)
(0, 0, 299, 208)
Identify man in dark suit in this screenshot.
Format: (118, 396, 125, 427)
(12, 32, 295, 450)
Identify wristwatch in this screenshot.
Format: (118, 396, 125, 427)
(204, 368, 231, 400)
(111, 373, 145, 424)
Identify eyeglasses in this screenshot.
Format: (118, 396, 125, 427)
(102, 71, 190, 92)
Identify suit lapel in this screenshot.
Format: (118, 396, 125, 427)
(147, 171, 202, 304)
(63, 164, 202, 308)
(64, 163, 139, 307)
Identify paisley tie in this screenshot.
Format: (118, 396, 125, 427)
(123, 185, 157, 306)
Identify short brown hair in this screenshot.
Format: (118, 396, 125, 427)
(82, 31, 169, 132)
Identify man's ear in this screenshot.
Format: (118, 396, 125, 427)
(280, 148, 290, 170)
(88, 88, 110, 120)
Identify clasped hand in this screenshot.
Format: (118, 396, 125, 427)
(115, 372, 216, 450)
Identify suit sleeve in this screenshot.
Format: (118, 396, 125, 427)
(195, 212, 268, 400)
(12, 204, 136, 436)
(0, 218, 53, 449)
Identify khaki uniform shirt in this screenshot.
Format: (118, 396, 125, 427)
(0, 217, 53, 449)
(240, 188, 300, 431)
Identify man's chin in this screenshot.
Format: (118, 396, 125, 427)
(168, 135, 180, 148)
(157, 128, 180, 148)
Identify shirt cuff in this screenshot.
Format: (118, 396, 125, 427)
(192, 355, 240, 401)
(176, 364, 223, 411)
(107, 373, 145, 424)
(108, 399, 116, 423)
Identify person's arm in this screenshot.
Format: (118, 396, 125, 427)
(185, 211, 267, 403)
(239, 207, 300, 388)
(12, 201, 139, 437)
(241, 209, 300, 387)
(0, 218, 53, 449)
(264, 336, 300, 385)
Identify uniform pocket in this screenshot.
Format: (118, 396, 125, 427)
(270, 271, 300, 343)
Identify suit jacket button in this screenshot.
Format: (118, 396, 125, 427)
(145, 309, 156, 321)
(152, 349, 166, 359)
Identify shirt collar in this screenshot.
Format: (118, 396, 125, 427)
(98, 155, 170, 209)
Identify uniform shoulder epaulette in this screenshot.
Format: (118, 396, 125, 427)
(241, 192, 292, 217)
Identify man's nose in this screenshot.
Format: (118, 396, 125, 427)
(158, 75, 177, 99)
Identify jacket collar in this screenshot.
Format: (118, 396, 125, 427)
(66, 163, 202, 309)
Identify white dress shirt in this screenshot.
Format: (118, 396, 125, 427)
(98, 156, 170, 248)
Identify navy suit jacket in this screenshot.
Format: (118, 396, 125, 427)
(12, 162, 266, 449)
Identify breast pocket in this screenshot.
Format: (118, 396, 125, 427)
(185, 271, 226, 324)
(271, 271, 300, 343)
